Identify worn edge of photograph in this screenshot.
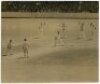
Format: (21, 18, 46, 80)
(0, 0, 100, 84)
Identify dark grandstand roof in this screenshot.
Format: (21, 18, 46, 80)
(1, 1, 99, 13)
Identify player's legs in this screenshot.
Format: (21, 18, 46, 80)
(24, 49, 26, 57)
(82, 31, 86, 40)
(60, 38, 64, 46)
(26, 49, 28, 58)
(6, 48, 12, 56)
(91, 31, 94, 40)
(6, 48, 9, 55)
(54, 36, 57, 47)
(58, 35, 64, 46)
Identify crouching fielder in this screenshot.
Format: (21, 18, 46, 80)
(23, 38, 29, 58)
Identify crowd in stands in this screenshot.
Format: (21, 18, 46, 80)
(2, 1, 99, 13)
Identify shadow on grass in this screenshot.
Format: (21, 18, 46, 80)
(28, 48, 98, 66)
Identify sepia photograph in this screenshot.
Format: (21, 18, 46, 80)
(1, 1, 99, 83)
